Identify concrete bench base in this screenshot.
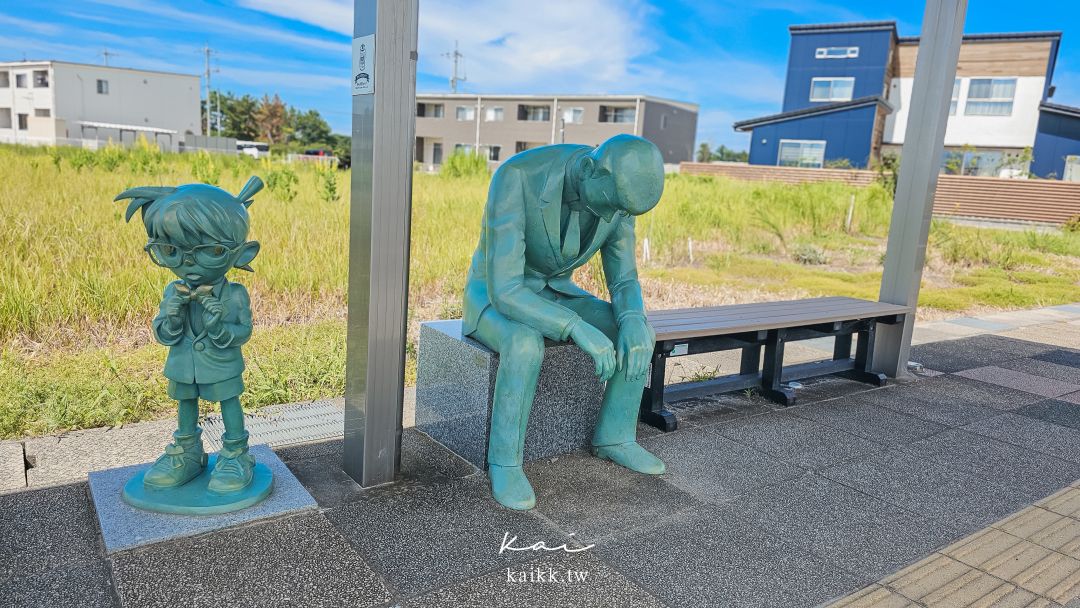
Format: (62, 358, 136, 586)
(415, 320, 604, 468)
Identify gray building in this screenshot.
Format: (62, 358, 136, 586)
(414, 93, 698, 169)
(0, 60, 202, 151)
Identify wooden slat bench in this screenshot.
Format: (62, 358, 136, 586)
(640, 296, 911, 431)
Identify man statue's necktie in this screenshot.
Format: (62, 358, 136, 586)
(561, 208, 580, 261)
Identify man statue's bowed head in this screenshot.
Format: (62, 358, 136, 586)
(463, 134, 667, 510)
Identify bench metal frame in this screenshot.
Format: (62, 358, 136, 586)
(639, 313, 905, 432)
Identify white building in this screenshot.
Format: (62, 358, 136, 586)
(0, 60, 202, 151)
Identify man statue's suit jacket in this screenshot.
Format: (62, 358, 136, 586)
(463, 144, 648, 342)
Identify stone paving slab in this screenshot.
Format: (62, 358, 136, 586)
(1001, 323, 1080, 351)
(110, 513, 392, 608)
(88, 445, 317, 553)
(639, 424, 804, 503)
(1019, 400, 1080, 432)
(910, 334, 1058, 373)
(964, 414, 1080, 464)
(1037, 349, 1080, 370)
(956, 366, 1080, 399)
(715, 410, 884, 470)
(0, 560, 117, 608)
(404, 553, 665, 608)
(0, 442, 24, 493)
(1003, 359, 1080, 385)
(0, 482, 102, 584)
(788, 397, 947, 445)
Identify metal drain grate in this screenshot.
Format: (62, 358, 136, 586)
(202, 399, 344, 451)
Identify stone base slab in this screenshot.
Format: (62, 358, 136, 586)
(88, 445, 316, 553)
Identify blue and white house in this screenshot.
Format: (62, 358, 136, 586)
(734, 21, 1080, 180)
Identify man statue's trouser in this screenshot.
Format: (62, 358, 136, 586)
(468, 288, 647, 467)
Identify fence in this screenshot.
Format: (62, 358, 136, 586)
(680, 162, 1080, 226)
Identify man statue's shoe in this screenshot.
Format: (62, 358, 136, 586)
(207, 432, 255, 495)
(144, 429, 208, 489)
(488, 464, 536, 511)
(592, 442, 666, 475)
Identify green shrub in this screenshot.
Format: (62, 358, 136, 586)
(440, 151, 489, 178)
(792, 243, 828, 265)
(190, 150, 221, 185)
(264, 163, 299, 202)
(315, 159, 340, 204)
(1065, 214, 1080, 233)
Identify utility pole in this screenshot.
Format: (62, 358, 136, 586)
(100, 48, 118, 66)
(442, 40, 466, 93)
(201, 44, 216, 136)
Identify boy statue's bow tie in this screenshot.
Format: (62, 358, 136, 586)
(175, 284, 215, 302)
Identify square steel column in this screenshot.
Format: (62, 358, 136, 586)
(344, 0, 419, 486)
(874, 0, 967, 377)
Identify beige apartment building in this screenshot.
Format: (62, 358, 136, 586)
(414, 94, 698, 169)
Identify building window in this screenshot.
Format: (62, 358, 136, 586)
(809, 77, 854, 102)
(416, 102, 444, 117)
(815, 46, 859, 59)
(15, 73, 27, 88)
(515, 141, 544, 153)
(454, 143, 475, 154)
(32, 70, 49, 88)
(660, 114, 668, 130)
(97, 79, 109, 95)
(484, 106, 503, 122)
(965, 78, 1015, 116)
(17, 113, 29, 130)
(949, 78, 961, 115)
(518, 105, 550, 122)
(0, 108, 11, 129)
(562, 107, 584, 124)
(455, 106, 476, 121)
(487, 145, 501, 161)
(599, 105, 636, 123)
(0, 72, 8, 88)
(431, 142, 443, 164)
(778, 140, 826, 168)
(34, 108, 50, 117)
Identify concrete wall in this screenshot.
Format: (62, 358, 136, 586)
(0, 62, 55, 144)
(641, 100, 697, 163)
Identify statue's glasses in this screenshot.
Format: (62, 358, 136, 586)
(144, 241, 241, 269)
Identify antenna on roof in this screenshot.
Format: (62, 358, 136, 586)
(442, 40, 466, 93)
(100, 48, 118, 66)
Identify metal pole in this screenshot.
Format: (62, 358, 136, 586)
(874, 0, 967, 377)
(343, 0, 418, 486)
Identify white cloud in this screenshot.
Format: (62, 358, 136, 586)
(237, 0, 351, 35)
(0, 14, 63, 36)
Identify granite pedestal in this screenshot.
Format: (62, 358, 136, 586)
(88, 444, 317, 553)
(415, 320, 605, 468)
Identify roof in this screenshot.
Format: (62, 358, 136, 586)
(0, 60, 199, 78)
(789, 21, 897, 34)
(733, 96, 892, 132)
(76, 121, 177, 135)
(414, 93, 699, 113)
(1039, 102, 1080, 120)
(898, 31, 1062, 44)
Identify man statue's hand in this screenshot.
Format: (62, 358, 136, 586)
(570, 322, 616, 381)
(617, 317, 655, 381)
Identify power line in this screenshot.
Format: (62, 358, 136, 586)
(441, 40, 466, 93)
(100, 48, 118, 67)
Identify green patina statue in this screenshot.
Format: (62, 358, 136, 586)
(116, 177, 269, 511)
(464, 134, 667, 510)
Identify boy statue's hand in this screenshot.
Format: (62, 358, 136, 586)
(201, 296, 225, 330)
(164, 289, 190, 329)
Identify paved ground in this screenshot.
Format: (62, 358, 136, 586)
(1, 329, 1080, 607)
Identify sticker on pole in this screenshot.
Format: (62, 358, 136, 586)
(352, 34, 375, 95)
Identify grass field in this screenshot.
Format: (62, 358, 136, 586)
(1, 143, 1078, 438)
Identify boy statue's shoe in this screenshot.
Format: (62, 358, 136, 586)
(144, 429, 208, 489)
(207, 432, 255, 495)
(592, 442, 666, 475)
(488, 464, 536, 511)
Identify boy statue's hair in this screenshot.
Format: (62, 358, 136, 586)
(115, 176, 263, 270)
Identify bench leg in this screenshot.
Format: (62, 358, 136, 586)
(740, 344, 761, 375)
(833, 333, 853, 361)
(760, 329, 796, 406)
(639, 347, 678, 432)
(837, 323, 888, 386)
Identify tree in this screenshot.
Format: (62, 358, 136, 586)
(254, 94, 288, 144)
(696, 142, 713, 162)
(293, 109, 332, 145)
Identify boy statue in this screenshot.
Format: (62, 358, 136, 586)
(463, 134, 666, 510)
(117, 177, 263, 495)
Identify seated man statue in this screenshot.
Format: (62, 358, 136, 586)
(463, 134, 666, 510)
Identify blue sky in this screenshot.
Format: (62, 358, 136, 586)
(2, 0, 1078, 150)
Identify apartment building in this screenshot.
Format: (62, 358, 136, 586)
(733, 22, 1080, 180)
(414, 94, 698, 169)
(0, 60, 202, 151)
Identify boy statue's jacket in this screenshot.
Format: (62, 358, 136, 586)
(152, 279, 253, 384)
